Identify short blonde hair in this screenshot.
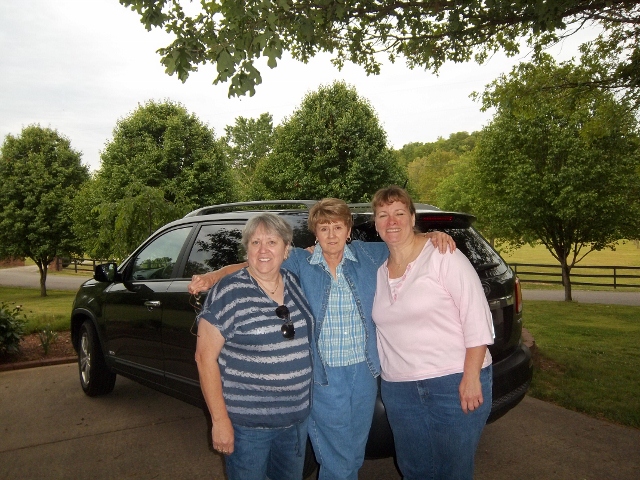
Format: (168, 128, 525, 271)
(308, 198, 353, 232)
(242, 213, 293, 250)
(371, 186, 416, 216)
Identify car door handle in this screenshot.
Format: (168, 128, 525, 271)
(144, 300, 161, 310)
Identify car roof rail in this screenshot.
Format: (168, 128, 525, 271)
(184, 200, 318, 217)
(348, 202, 442, 212)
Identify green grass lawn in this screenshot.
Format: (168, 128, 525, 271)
(0, 286, 76, 333)
(499, 240, 640, 290)
(525, 300, 640, 429)
(500, 239, 640, 266)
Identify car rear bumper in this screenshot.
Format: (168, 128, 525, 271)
(488, 341, 533, 423)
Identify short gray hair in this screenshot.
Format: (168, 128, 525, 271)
(241, 213, 293, 251)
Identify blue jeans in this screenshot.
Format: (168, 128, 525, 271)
(381, 366, 493, 480)
(308, 362, 378, 480)
(225, 419, 308, 480)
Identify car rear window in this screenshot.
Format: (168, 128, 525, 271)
(351, 218, 506, 278)
(426, 228, 507, 278)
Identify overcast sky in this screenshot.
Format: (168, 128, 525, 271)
(1, 0, 596, 172)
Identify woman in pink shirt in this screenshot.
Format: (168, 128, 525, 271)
(371, 186, 494, 480)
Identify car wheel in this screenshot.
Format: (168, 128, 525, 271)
(78, 320, 116, 396)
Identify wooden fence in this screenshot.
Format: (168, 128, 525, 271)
(55, 257, 113, 273)
(58, 257, 640, 289)
(510, 263, 640, 289)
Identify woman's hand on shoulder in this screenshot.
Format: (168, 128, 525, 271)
(425, 231, 456, 254)
(188, 272, 218, 294)
(188, 263, 248, 294)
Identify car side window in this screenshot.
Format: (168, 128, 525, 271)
(182, 225, 244, 278)
(130, 227, 192, 281)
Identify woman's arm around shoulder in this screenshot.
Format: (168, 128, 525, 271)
(188, 263, 247, 294)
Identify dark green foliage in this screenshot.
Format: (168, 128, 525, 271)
(0, 125, 89, 296)
(252, 82, 406, 202)
(73, 100, 239, 260)
(0, 302, 27, 356)
(223, 113, 274, 198)
(472, 54, 640, 300)
(121, 0, 639, 105)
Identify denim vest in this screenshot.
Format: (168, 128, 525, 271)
(283, 240, 389, 385)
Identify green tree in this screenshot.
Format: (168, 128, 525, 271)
(407, 150, 456, 204)
(121, 0, 639, 101)
(223, 113, 274, 198)
(397, 132, 478, 205)
(0, 126, 89, 296)
(434, 151, 502, 245)
(74, 100, 238, 260)
(251, 81, 406, 202)
(473, 54, 640, 301)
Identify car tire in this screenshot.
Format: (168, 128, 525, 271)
(78, 320, 116, 396)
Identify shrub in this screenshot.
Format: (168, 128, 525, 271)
(38, 325, 59, 355)
(0, 301, 27, 355)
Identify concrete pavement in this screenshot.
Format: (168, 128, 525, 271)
(1, 364, 639, 479)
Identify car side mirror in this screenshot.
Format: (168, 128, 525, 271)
(94, 262, 118, 283)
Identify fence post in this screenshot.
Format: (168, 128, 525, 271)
(614, 267, 617, 289)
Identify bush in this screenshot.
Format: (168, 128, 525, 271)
(0, 301, 27, 355)
(38, 325, 59, 355)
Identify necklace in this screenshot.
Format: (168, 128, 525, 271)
(250, 269, 280, 295)
(390, 237, 421, 270)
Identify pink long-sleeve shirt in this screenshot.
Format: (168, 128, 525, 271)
(372, 241, 494, 382)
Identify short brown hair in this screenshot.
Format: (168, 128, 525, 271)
(308, 198, 353, 232)
(371, 186, 416, 216)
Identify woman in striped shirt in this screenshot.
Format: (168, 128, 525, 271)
(195, 213, 313, 480)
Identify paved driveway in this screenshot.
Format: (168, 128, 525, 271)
(1, 364, 639, 480)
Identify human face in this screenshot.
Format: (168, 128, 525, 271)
(315, 220, 351, 257)
(374, 201, 416, 246)
(246, 224, 288, 276)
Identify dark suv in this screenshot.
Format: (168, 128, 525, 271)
(71, 201, 532, 466)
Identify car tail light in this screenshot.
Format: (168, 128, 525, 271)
(514, 276, 523, 314)
(419, 215, 455, 222)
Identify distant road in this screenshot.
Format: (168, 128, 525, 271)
(1, 265, 638, 305)
(522, 288, 640, 306)
(0, 265, 90, 291)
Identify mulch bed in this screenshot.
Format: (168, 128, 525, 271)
(0, 331, 76, 371)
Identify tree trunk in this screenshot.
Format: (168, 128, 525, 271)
(35, 259, 48, 297)
(561, 258, 572, 302)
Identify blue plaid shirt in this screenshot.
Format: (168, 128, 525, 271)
(310, 244, 367, 366)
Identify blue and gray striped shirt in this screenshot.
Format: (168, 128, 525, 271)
(198, 268, 313, 428)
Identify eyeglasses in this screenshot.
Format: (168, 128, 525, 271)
(189, 294, 203, 337)
(275, 305, 295, 340)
